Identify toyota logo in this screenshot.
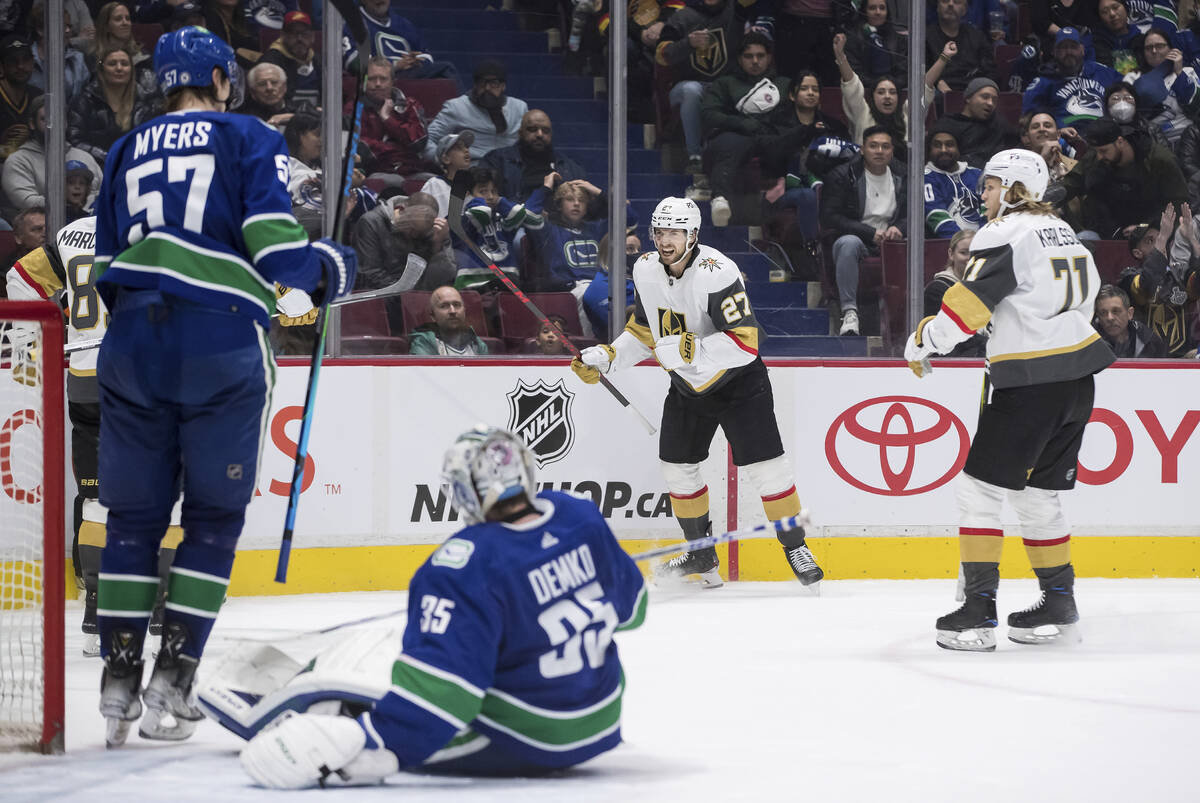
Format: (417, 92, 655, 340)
(825, 396, 969, 496)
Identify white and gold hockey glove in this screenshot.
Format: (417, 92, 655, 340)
(571, 344, 616, 384)
(276, 285, 318, 327)
(904, 315, 939, 378)
(653, 333, 696, 371)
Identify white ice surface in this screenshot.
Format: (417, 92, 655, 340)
(3, 578, 1198, 802)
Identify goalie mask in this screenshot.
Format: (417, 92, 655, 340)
(442, 426, 537, 525)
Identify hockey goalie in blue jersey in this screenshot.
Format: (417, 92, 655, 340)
(92, 26, 358, 748)
(233, 426, 648, 789)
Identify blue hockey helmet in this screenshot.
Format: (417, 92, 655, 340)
(154, 26, 242, 107)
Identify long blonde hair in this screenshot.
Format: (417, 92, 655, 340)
(1002, 182, 1057, 217)
(94, 2, 143, 58)
(945, 229, 974, 276)
(97, 44, 135, 132)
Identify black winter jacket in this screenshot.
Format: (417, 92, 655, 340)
(67, 76, 160, 164)
(819, 156, 909, 245)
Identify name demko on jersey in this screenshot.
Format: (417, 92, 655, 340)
(937, 212, 1115, 387)
(6, 215, 103, 402)
(616, 244, 760, 395)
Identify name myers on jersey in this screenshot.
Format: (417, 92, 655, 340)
(133, 120, 213, 158)
(1034, 226, 1081, 249)
(528, 544, 597, 605)
(410, 481, 674, 522)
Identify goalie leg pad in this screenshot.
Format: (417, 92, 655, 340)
(241, 713, 395, 789)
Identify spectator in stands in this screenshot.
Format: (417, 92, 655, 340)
(935, 77, 1019, 167)
(1023, 27, 1120, 131)
(1122, 29, 1200, 147)
(617, 0, 677, 122)
(581, 230, 638, 338)
(91, 2, 156, 94)
(11, 206, 45, 261)
(1093, 283, 1168, 356)
(239, 62, 313, 129)
(698, 32, 787, 227)
(843, 0, 908, 90)
(835, 34, 946, 162)
(1020, 109, 1082, 179)
(482, 109, 587, 203)
(924, 229, 986, 356)
(203, 0, 258, 67)
(421, 131, 473, 217)
(1105, 82, 1170, 147)
(29, 2, 88, 100)
(354, 191, 457, 325)
(1031, 0, 1098, 64)
(1117, 204, 1200, 356)
(408, 285, 490, 356)
(342, 0, 459, 84)
(453, 164, 543, 290)
(1093, 0, 1143, 75)
(926, 0, 996, 92)
(2, 96, 101, 215)
(526, 314, 570, 355)
(67, 44, 160, 165)
(354, 56, 431, 190)
(1057, 119, 1187, 237)
(923, 123, 985, 236)
(424, 60, 528, 163)
(65, 0, 95, 51)
(284, 112, 377, 237)
(64, 159, 93, 221)
(764, 0, 851, 88)
(820, 125, 908, 337)
(525, 172, 635, 333)
(0, 36, 40, 160)
(1175, 108, 1200, 208)
(259, 10, 320, 109)
(654, 0, 744, 180)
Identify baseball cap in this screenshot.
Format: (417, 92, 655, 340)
(65, 160, 93, 181)
(0, 36, 32, 60)
(283, 11, 313, 29)
(1054, 27, 1083, 47)
(1085, 118, 1124, 147)
(436, 130, 475, 162)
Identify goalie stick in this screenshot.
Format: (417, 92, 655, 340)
(60, 277, 414, 356)
(275, 0, 370, 583)
(446, 173, 657, 435)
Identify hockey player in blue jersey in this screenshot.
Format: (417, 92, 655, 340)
(237, 426, 648, 788)
(923, 124, 984, 237)
(92, 26, 358, 747)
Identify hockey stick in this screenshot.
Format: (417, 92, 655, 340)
(275, 0, 370, 584)
(446, 174, 657, 435)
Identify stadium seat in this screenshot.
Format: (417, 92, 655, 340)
(395, 78, 459, 118)
(496, 292, 583, 350)
(1090, 240, 1132, 284)
(819, 88, 847, 127)
(132, 23, 164, 54)
(340, 298, 409, 354)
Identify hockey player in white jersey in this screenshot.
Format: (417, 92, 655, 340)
(571, 197, 822, 588)
(904, 149, 1115, 651)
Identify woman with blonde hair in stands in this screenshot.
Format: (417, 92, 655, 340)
(68, 44, 161, 165)
(90, 2, 157, 95)
(921, 229, 987, 357)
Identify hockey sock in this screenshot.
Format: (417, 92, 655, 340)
(743, 455, 806, 548)
(669, 487, 710, 542)
(1031, 563, 1075, 593)
(97, 534, 161, 660)
(163, 538, 234, 660)
(960, 561, 1000, 597)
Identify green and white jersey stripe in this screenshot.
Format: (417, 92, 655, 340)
(242, 213, 310, 263)
(97, 572, 160, 617)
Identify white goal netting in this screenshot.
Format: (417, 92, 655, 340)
(0, 303, 64, 753)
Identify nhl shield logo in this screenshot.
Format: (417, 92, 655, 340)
(506, 379, 576, 467)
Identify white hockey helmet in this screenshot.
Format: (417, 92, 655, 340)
(650, 196, 702, 243)
(981, 149, 1050, 214)
(442, 425, 537, 526)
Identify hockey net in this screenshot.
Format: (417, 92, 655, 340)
(0, 301, 65, 753)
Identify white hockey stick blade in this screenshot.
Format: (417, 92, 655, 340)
(65, 337, 103, 354)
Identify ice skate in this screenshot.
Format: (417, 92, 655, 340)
(140, 623, 204, 741)
(782, 543, 823, 588)
(82, 589, 100, 657)
(656, 547, 723, 589)
(1007, 588, 1081, 646)
(99, 630, 145, 748)
(935, 592, 997, 652)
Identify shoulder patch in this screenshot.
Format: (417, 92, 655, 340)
(697, 256, 721, 272)
(431, 537, 475, 569)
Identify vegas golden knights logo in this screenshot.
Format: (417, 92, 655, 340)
(690, 29, 728, 77)
(658, 308, 687, 337)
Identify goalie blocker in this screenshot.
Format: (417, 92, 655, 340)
(224, 427, 647, 789)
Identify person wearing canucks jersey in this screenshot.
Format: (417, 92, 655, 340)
(570, 197, 823, 590)
(91, 26, 357, 748)
(238, 426, 647, 789)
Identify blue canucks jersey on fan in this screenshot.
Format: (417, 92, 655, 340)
(93, 111, 324, 327)
(359, 490, 647, 772)
(1022, 61, 1121, 130)
(924, 162, 985, 236)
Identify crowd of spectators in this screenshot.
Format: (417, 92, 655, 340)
(5, 0, 1200, 360)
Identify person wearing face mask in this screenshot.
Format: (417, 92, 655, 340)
(1104, 82, 1169, 146)
(1121, 29, 1200, 147)
(423, 60, 528, 163)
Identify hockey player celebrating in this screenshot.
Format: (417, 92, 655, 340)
(570, 197, 822, 588)
(904, 149, 1114, 651)
(236, 426, 647, 788)
(91, 26, 357, 746)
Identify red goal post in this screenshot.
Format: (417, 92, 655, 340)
(0, 300, 65, 753)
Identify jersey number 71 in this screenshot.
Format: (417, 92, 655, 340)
(1051, 256, 1089, 314)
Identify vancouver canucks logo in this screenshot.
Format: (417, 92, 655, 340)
(506, 378, 576, 467)
(658, 308, 687, 336)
